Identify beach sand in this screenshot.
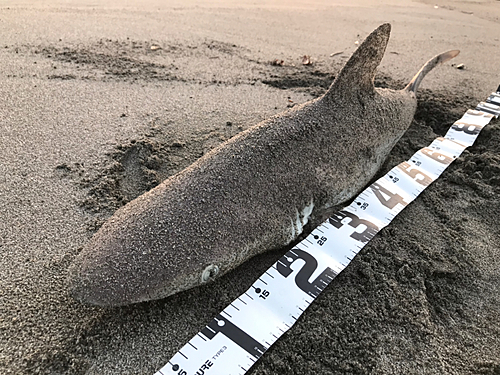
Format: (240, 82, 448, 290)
(1, 1, 500, 374)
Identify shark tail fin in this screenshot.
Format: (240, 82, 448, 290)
(405, 50, 460, 94)
(325, 23, 391, 97)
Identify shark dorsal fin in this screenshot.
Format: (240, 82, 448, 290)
(325, 23, 391, 97)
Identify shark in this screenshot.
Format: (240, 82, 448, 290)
(68, 23, 459, 306)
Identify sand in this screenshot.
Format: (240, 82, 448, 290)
(1, 1, 499, 374)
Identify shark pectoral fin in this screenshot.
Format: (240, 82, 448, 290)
(405, 50, 460, 94)
(325, 23, 391, 96)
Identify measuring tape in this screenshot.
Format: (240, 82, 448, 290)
(154, 87, 500, 375)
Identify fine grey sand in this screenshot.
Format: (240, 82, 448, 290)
(1, 1, 500, 374)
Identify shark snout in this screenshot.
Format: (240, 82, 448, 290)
(68, 250, 147, 306)
(68, 233, 215, 307)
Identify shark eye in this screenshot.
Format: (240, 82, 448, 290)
(201, 264, 219, 283)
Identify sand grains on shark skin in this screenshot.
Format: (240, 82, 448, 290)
(68, 23, 459, 307)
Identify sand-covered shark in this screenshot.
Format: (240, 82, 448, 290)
(68, 23, 459, 306)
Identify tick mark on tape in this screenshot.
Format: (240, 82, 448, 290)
(188, 342, 198, 350)
(197, 333, 207, 341)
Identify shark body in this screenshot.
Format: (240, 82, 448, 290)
(69, 24, 459, 306)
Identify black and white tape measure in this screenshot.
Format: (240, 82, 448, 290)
(154, 87, 500, 375)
